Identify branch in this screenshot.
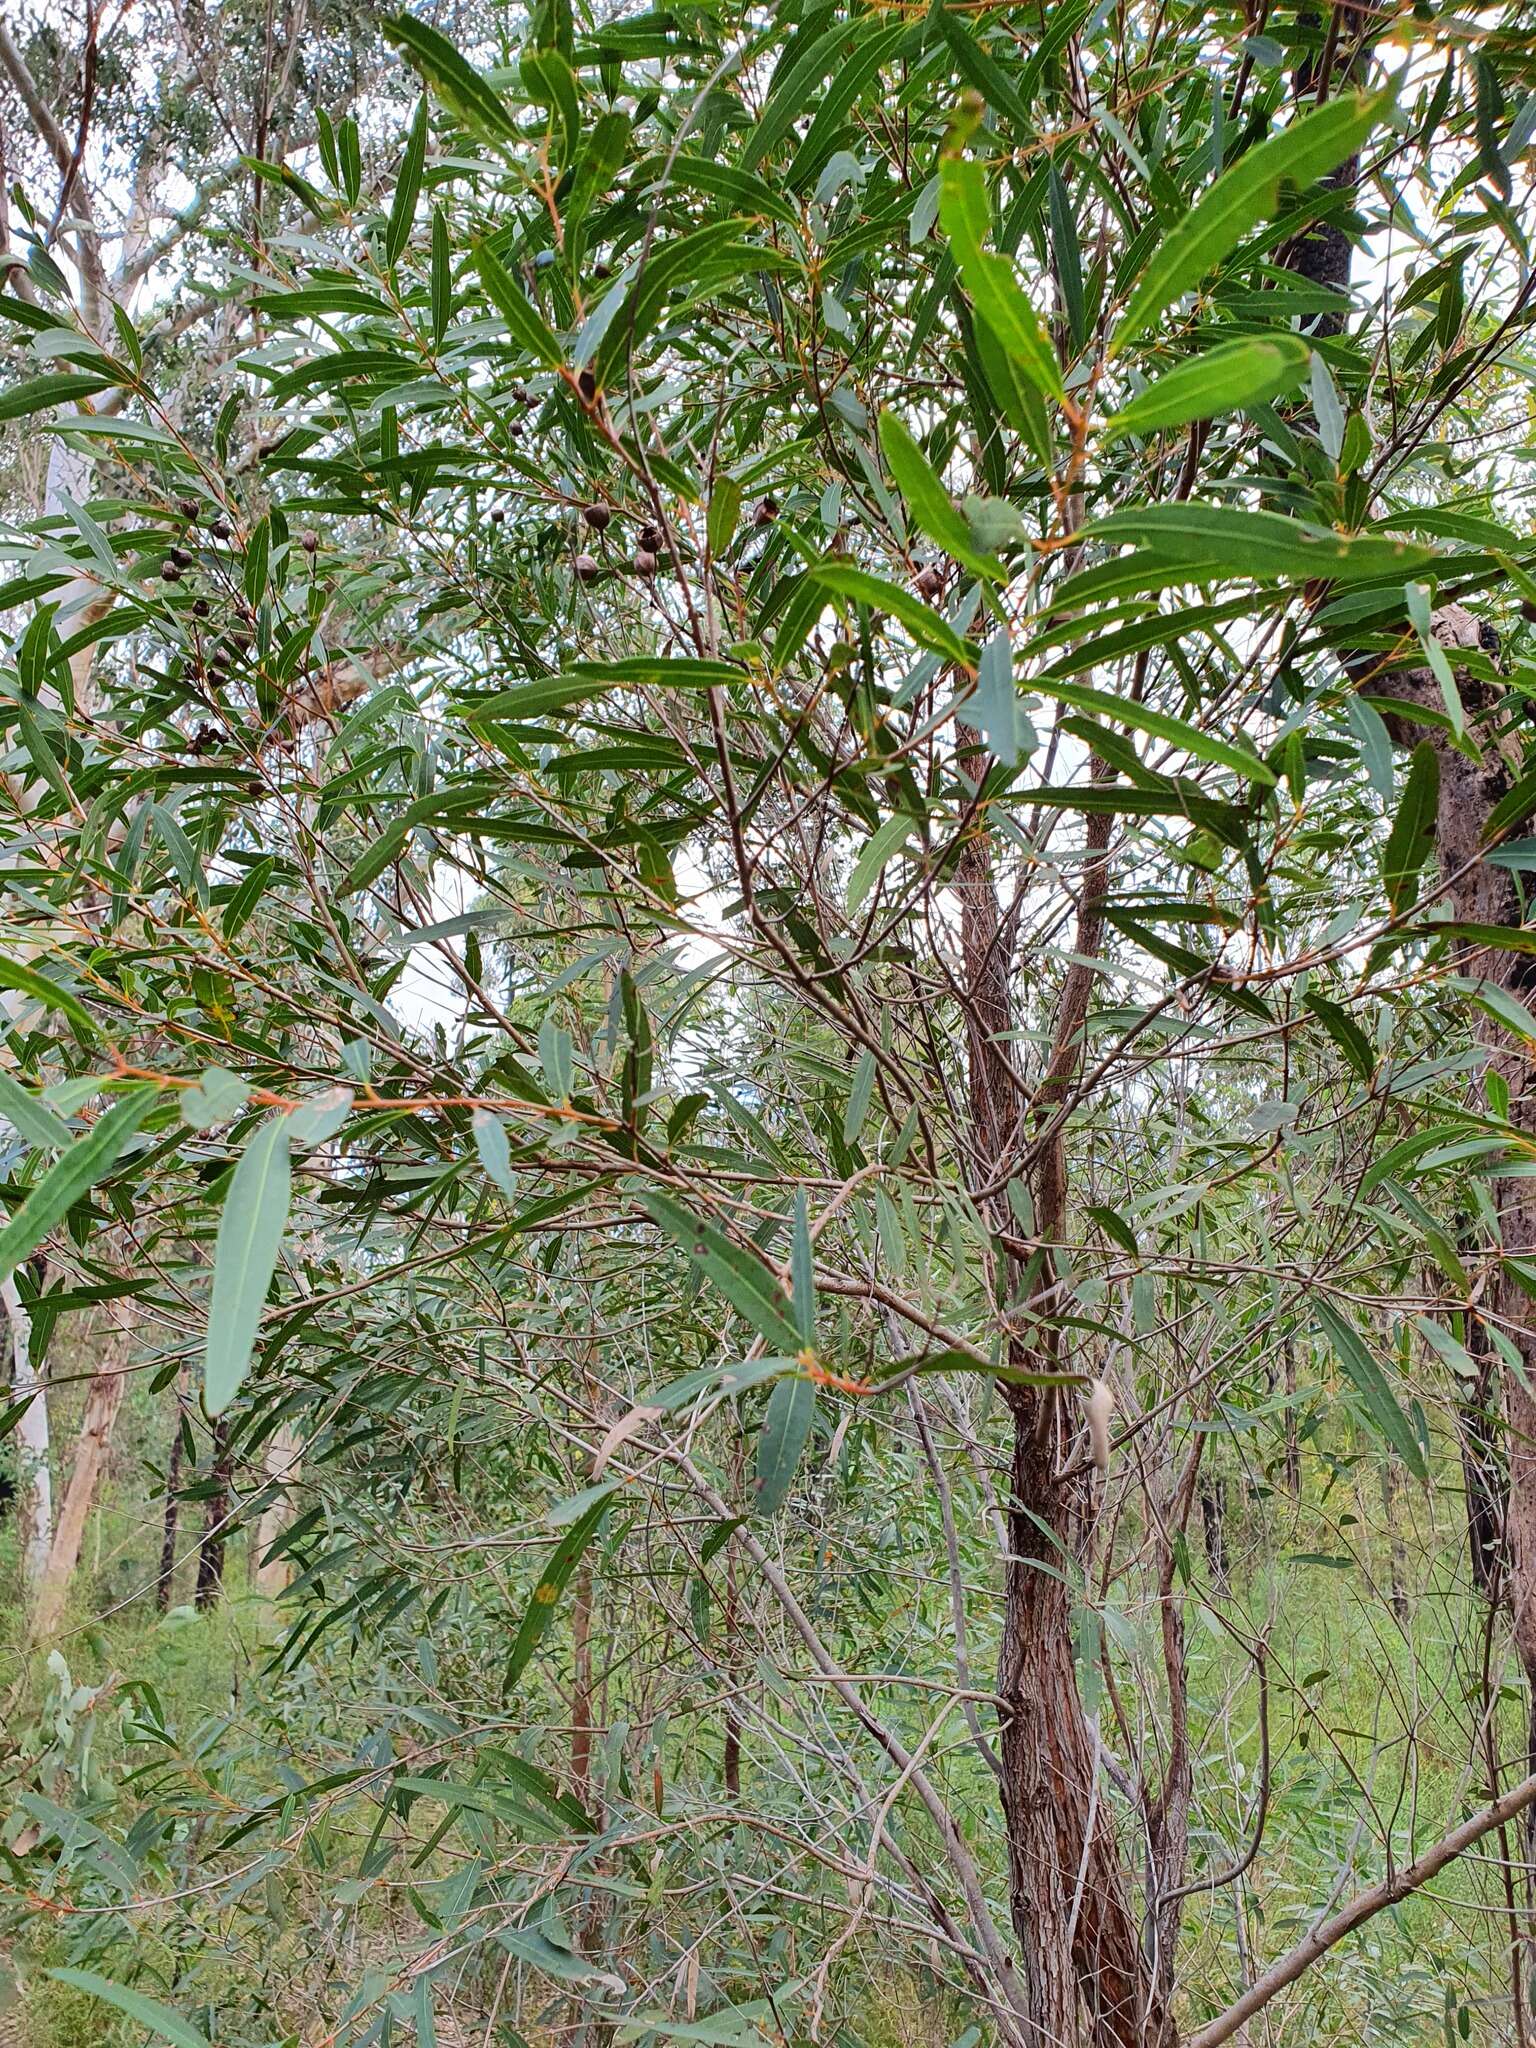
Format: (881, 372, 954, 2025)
(119, 160, 248, 290)
(0, 18, 75, 176)
(45, 2, 97, 247)
(0, 14, 106, 329)
(1189, 1767, 1536, 2048)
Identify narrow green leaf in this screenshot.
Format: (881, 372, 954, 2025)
(1080, 504, 1433, 583)
(1103, 335, 1310, 440)
(0, 1090, 149, 1279)
(243, 517, 269, 608)
(0, 372, 116, 420)
(878, 410, 1006, 579)
(537, 1015, 574, 1103)
(1485, 764, 1536, 844)
(1303, 991, 1375, 1079)
(431, 207, 452, 340)
(934, 8, 1035, 134)
(1454, 975, 1536, 1044)
(1345, 691, 1395, 800)
(46, 1972, 209, 2048)
(473, 241, 565, 368)
(641, 1190, 803, 1353)
(847, 813, 916, 915)
(939, 156, 1064, 402)
(1111, 88, 1393, 352)
(522, 46, 581, 168)
(386, 97, 429, 269)
(504, 1496, 607, 1688)
(1314, 1299, 1427, 1479)
(707, 475, 742, 559)
(1035, 676, 1274, 783)
(383, 15, 518, 139)
(473, 1108, 518, 1194)
(808, 563, 971, 665)
(0, 955, 96, 1035)
(205, 1115, 293, 1414)
(842, 1048, 876, 1146)
(754, 1375, 817, 1515)
(0, 1066, 73, 1150)
(1381, 741, 1439, 915)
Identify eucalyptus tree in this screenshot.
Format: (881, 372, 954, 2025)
(6, 2, 1536, 2046)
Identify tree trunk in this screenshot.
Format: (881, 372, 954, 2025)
(3, 1275, 50, 1587)
(195, 1417, 232, 1609)
(1200, 1480, 1230, 1589)
(156, 1382, 187, 1611)
(998, 1419, 1159, 2046)
(253, 1420, 301, 1595)
(33, 1355, 124, 1637)
(957, 796, 1170, 2047)
(1458, 1304, 1506, 1599)
(32, 1302, 132, 1636)
(1371, 605, 1536, 2020)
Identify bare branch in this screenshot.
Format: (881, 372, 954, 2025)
(1189, 1768, 1536, 2048)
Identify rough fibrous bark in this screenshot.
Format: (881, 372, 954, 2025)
(957, 810, 1169, 2048)
(196, 1418, 233, 1610)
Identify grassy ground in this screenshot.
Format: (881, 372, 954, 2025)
(0, 1422, 1523, 2046)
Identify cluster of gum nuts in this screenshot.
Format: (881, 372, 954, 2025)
(159, 497, 319, 605)
(571, 495, 778, 585)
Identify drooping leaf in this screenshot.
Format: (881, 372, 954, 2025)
(1034, 676, 1274, 783)
(385, 96, 429, 269)
(0, 1090, 151, 1280)
(205, 1115, 293, 1414)
(0, 1066, 73, 1150)
(808, 563, 972, 664)
(939, 155, 1064, 403)
(472, 241, 565, 368)
(0, 956, 97, 1035)
(504, 1495, 608, 1688)
(45, 1972, 209, 2048)
(1079, 504, 1433, 583)
(473, 1108, 518, 1195)
(1303, 991, 1375, 1080)
(1103, 334, 1310, 439)
(383, 15, 518, 139)
(1381, 741, 1439, 916)
(641, 1190, 803, 1353)
(754, 1374, 817, 1515)
(878, 410, 1006, 579)
(1314, 1299, 1427, 1480)
(847, 814, 917, 915)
